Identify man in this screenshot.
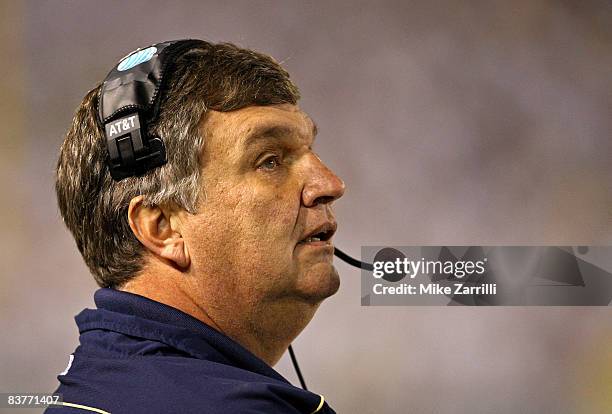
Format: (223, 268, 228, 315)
(47, 40, 344, 413)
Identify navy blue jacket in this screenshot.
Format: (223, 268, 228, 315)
(45, 288, 335, 414)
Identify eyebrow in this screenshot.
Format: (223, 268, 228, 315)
(243, 121, 318, 147)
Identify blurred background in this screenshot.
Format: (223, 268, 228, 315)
(1, 0, 611, 413)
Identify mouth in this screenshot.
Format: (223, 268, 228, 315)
(298, 222, 337, 246)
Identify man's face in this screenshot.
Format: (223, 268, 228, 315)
(182, 104, 345, 322)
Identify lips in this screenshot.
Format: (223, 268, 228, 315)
(298, 221, 337, 244)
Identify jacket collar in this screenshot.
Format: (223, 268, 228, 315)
(75, 288, 289, 384)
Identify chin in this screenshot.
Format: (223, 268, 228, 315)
(297, 263, 341, 303)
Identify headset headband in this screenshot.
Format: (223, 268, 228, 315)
(97, 40, 371, 392)
(98, 39, 207, 181)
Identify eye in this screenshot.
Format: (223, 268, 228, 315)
(259, 155, 280, 170)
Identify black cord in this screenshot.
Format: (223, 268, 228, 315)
(288, 344, 308, 390)
(334, 247, 374, 271)
(288, 248, 371, 392)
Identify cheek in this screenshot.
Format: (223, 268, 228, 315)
(187, 174, 302, 289)
(245, 180, 301, 234)
(253, 201, 296, 230)
(197, 180, 299, 256)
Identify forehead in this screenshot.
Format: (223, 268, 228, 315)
(201, 104, 317, 153)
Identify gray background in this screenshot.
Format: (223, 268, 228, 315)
(1, 1, 611, 413)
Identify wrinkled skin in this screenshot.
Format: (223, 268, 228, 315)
(124, 104, 345, 365)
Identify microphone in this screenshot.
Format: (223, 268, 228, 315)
(335, 246, 408, 283)
(290, 246, 375, 392)
(334, 247, 373, 271)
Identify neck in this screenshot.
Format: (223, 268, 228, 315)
(119, 270, 224, 334)
(119, 265, 316, 366)
(224, 297, 320, 365)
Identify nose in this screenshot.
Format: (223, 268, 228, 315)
(302, 153, 346, 207)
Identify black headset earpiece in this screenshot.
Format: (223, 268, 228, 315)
(98, 39, 207, 181)
(97, 39, 370, 392)
(98, 39, 375, 270)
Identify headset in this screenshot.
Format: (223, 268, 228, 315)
(98, 39, 371, 390)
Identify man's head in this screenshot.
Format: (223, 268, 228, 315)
(56, 40, 344, 363)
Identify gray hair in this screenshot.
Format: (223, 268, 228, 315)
(56, 42, 300, 288)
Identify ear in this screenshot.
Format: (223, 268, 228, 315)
(127, 196, 191, 270)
